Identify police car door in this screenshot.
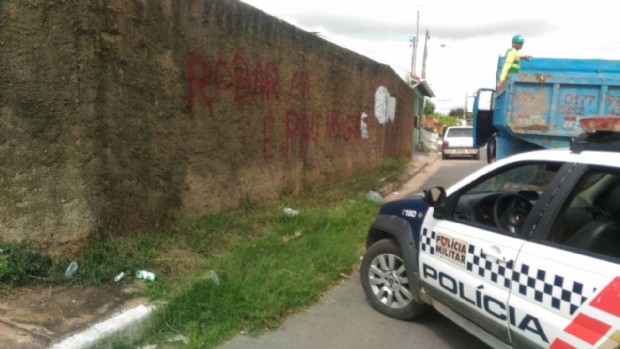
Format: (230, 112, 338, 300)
(509, 155, 620, 348)
(420, 160, 563, 344)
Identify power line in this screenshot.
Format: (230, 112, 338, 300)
(312, 32, 415, 76)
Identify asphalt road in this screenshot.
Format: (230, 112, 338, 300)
(219, 151, 489, 349)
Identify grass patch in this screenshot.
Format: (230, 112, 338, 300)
(0, 239, 52, 285)
(381, 157, 409, 174)
(0, 157, 413, 347)
(146, 199, 379, 348)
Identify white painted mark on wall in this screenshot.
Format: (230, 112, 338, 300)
(387, 97, 396, 123)
(360, 112, 369, 139)
(374, 86, 396, 124)
(374, 86, 389, 124)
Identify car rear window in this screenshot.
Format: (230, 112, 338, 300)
(446, 128, 473, 138)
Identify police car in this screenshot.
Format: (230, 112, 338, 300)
(360, 116, 620, 349)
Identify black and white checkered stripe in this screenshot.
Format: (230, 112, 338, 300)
(466, 244, 515, 290)
(466, 243, 595, 316)
(509, 262, 596, 316)
(420, 228, 436, 254)
(423, 230, 595, 316)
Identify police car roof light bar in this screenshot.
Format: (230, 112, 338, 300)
(579, 115, 620, 133)
(571, 115, 620, 154)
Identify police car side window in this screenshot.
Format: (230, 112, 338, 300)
(453, 162, 560, 230)
(544, 169, 620, 261)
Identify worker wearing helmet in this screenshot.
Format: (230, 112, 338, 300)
(498, 35, 532, 88)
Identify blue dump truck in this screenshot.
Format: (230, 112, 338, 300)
(473, 57, 620, 163)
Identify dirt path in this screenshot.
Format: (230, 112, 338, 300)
(0, 282, 147, 349)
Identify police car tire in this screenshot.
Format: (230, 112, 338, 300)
(360, 239, 429, 320)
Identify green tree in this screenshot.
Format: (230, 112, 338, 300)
(449, 108, 464, 117)
(438, 115, 460, 127)
(423, 99, 436, 115)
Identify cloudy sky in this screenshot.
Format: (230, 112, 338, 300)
(240, 0, 620, 114)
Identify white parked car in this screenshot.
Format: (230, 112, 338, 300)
(442, 126, 480, 160)
(361, 116, 620, 349)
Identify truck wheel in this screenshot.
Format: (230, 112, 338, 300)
(360, 239, 429, 320)
(441, 152, 448, 160)
(487, 137, 496, 164)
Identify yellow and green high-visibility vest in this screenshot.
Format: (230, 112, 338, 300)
(500, 48, 521, 81)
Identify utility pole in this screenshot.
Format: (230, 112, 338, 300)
(410, 11, 420, 156)
(410, 35, 416, 81)
(410, 11, 420, 79)
(464, 93, 469, 121)
(421, 29, 430, 79)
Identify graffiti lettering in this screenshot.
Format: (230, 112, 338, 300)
(326, 113, 341, 140)
(214, 60, 233, 91)
(186, 52, 281, 117)
(344, 115, 360, 141)
(289, 71, 311, 100)
(187, 52, 213, 117)
(263, 110, 368, 161)
(285, 109, 302, 157)
(254, 62, 279, 102)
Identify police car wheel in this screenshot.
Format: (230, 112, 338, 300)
(360, 239, 428, 320)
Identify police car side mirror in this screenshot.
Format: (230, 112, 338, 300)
(423, 186, 445, 206)
(424, 186, 449, 219)
(423, 186, 447, 207)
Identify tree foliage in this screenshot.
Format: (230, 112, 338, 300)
(423, 99, 435, 115)
(438, 115, 460, 127)
(449, 108, 464, 117)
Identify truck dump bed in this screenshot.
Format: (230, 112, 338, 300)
(493, 57, 620, 149)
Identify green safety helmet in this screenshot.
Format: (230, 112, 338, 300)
(512, 34, 525, 44)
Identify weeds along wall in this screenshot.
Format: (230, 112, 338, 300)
(0, 0, 416, 255)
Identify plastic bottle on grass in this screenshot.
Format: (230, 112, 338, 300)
(136, 270, 156, 282)
(367, 191, 383, 204)
(114, 272, 125, 282)
(283, 208, 299, 216)
(210, 270, 220, 285)
(64, 261, 78, 278)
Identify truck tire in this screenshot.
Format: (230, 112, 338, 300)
(441, 152, 448, 160)
(360, 239, 429, 320)
(487, 137, 496, 164)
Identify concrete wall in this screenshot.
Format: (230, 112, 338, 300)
(0, 0, 416, 255)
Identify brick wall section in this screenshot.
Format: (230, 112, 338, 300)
(0, 0, 416, 255)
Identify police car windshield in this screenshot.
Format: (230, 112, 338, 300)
(470, 163, 560, 193)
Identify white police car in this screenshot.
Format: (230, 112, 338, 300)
(361, 116, 620, 349)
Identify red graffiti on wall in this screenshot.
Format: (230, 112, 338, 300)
(214, 59, 233, 91)
(187, 52, 280, 117)
(186, 52, 367, 161)
(263, 110, 365, 160)
(289, 71, 310, 100)
(344, 115, 360, 142)
(254, 62, 279, 103)
(284, 109, 322, 158)
(187, 52, 213, 117)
